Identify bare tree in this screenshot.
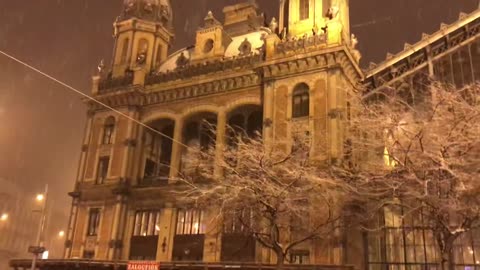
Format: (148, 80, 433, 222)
(178, 131, 349, 267)
(347, 82, 480, 270)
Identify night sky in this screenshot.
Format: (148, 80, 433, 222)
(0, 0, 477, 218)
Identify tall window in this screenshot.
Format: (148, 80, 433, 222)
(367, 206, 439, 269)
(292, 83, 310, 118)
(120, 38, 129, 64)
(133, 210, 161, 237)
(299, 0, 310, 20)
(102, 116, 115, 145)
(176, 209, 205, 235)
(87, 208, 101, 236)
(96, 157, 110, 184)
(137, 38, 149, 63)
(224, 209, 253, 234)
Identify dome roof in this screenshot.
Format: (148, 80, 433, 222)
(120, 0, 173, 28)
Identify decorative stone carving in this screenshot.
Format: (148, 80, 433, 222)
(238, 38, 253, 56)
(176, 52, 189, 68)
(269, 17, 278, 33)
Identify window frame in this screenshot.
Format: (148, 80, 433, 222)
(96, 156, 110, 185)
(292, 83, 310, 119)
(87, 208, 101, 237)
(299, 0, 310, 21)
(176, 209, 205, 235)
(102, 117, 116, 145)
(132, 210, 161, 237)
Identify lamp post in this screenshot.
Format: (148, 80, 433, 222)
(30, 184, 48, 270)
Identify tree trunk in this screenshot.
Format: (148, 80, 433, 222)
(440, 251, 454, 270)
(275, 251, 285, 270)
(439, 235, 456, 270)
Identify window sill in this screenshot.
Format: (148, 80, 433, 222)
(291, 116, 310, 122)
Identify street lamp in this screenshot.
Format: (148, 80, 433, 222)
(36, 194, 44, 202)
(0, 213, 8, 221)
(30, 185, 48, 270)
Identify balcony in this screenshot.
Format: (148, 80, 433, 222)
(275, 34, 327, 55)
(98, 74, 134, 93)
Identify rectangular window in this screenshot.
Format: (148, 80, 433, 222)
(87, 208, 101, 236)
(144, 159, 157, 178)
(224, 209, 253, 234)
(96, 157, 109, 184)
(290, 250, 310, 264)
(83, 250, 95, 259)
(133, 210, 161, 237)
(176, 209, 205, 235)
(299, 0, 310, 20)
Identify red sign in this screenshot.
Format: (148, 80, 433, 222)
(127, 261, 159, 270)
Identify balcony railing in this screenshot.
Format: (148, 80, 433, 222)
(98, 74, 134, 93)
(275, 34, 327, 55)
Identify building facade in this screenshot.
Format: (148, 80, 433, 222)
(57, 0, 480, 270)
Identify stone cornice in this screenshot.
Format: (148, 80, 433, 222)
(261, 46, 363, 85)
(87, 73, 261, 110)
(90, 47, 363, 111)
(143, 73, 260, 105)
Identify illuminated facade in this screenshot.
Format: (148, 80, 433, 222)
(31, 0, 480, 270)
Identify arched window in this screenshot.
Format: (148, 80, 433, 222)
(120, 38, 129, 64)
(102, 116, 116, 145)
(136, 39, 149, 64)
(299, 0, 309, 20)
(292, 83, 310, 118)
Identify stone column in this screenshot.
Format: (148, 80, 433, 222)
(156, 206, 175, 261)
(77, 112, 94, 182)
(64, 194, 80, 259)
(169, 118, 184, 181)
(214, 109, 227, 179)
(108, 193, 123, 260)
(279, 0, 287, 34)
(263, 82, 275, 150)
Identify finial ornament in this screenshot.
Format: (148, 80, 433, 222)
(351, 34, 358, 49)
(326, 6, 340, 20)
(269, 17, 278, 33)
(97, 59, 105, 74)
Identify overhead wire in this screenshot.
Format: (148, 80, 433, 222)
(0, 49, 193, 150)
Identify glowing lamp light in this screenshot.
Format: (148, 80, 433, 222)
(36, 194, 45, 202)
(41, 250, 49, 260)
(58, 231, 65, 237)
(0, 213, 8, 221)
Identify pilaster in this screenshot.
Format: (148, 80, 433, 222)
(169, 118, 184, 181)
(214, 109, 227, 179)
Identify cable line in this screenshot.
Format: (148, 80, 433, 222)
(0, 49, 191, 149)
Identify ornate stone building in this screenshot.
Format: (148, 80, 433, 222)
(36, 0, 480, 269)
